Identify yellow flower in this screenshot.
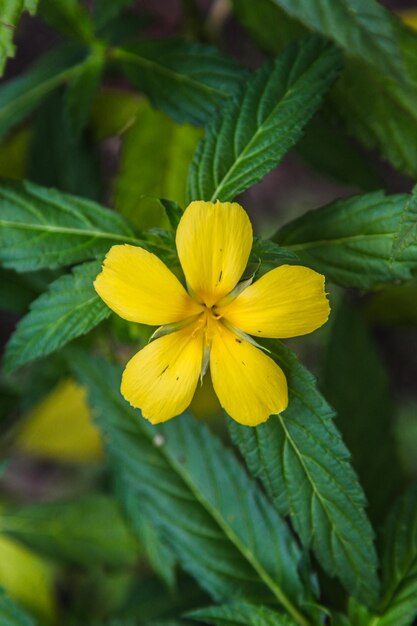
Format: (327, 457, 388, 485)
(94, 201, 330, 426)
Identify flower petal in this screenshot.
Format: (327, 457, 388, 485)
(210, 323, 288, 426)
(176, 201, 253, 307)
(219, 265, 330, 339)
(94, 244, 202, 325)
(121, 323, 204, 423)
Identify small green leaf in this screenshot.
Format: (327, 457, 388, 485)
(112, 40, 248, 126)
(0, 495, 139, 568)
(0, 44, 87, 139)
(186, 36, 342, 203)
(160, 199, 183, 231)
(0, 588, 36, 626)
(229, 340, 379, 607)
(72, 351, 314, 626)
(189, 603, 298, 625)
(4, 260, 109, 372)
(277, 190, 417, 288)
(0, 180, 136, 272)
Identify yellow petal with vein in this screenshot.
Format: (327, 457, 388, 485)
(176, 201, 252, 307)
(220, 265, 330, 338)
(121, 323, 204, 423)
(210, 324, 288, 426)
(94, 244, 202, 325)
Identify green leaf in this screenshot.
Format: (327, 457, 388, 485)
(377, 484, 417, 626)
(72, 352, 314, 626)
(112, 40, 248, 126)
(268, 0, 403, 79)
(38, 0, 94, 42)
(0, 0, 38, 78)
(64, 44, 105, 137)
(322, 298, 401, 521)
(0, 588, 36, 626)
(4, 260, 109, 372)
(29, 89, 101, 201)
(160, 199, 183, 231)
(231, 1, 417, 181)
(114, 473, 177, 588)
(115, 100, 201, 229)
(188, 603, 298, 626)
(250, 238, 298, 275)
(392, 184, 417, 260)
(186, 36, 342, 203)
(277, 190, 417, 288)
(332, 52, 417, 180)
(0, 494, 139, 568)
(0, 44, 87, 139)
(0, 180, 136, 272)
(229, 340, 379, 607)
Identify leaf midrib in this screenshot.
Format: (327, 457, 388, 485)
(157, 441, 311, 626)
(277, 412, 374, 596)
(207, 49, 332, 202)
(112, 47, 231, 101)
(0, 62, 84, 126)
(0, 218, 140, 245)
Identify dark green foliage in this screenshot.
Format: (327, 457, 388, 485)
(0, 495, 139, 567)
(322, 298, 401, 521)
(114, 40, 248, 126)
(4, 259, 110, 372)
(229, 340, 378, 607)
(277, 191, 417, 288)
(72, 352, 314, 626)
(187, 36, 342, 202)
(0, 45, 88, 139)
(0, 180, 136, 272)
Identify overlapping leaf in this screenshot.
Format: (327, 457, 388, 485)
(229, 341, 379, 607)
(268, 0, 403, 78)
(4, 260, 109, 372)
(72, 352, 313, 626)
(232, 1, 417, 179)
(277, 191, 417, 288)
(0, 180, 136, 271)
(113, 40, 248, 126)
(187, 36, 342, 203)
